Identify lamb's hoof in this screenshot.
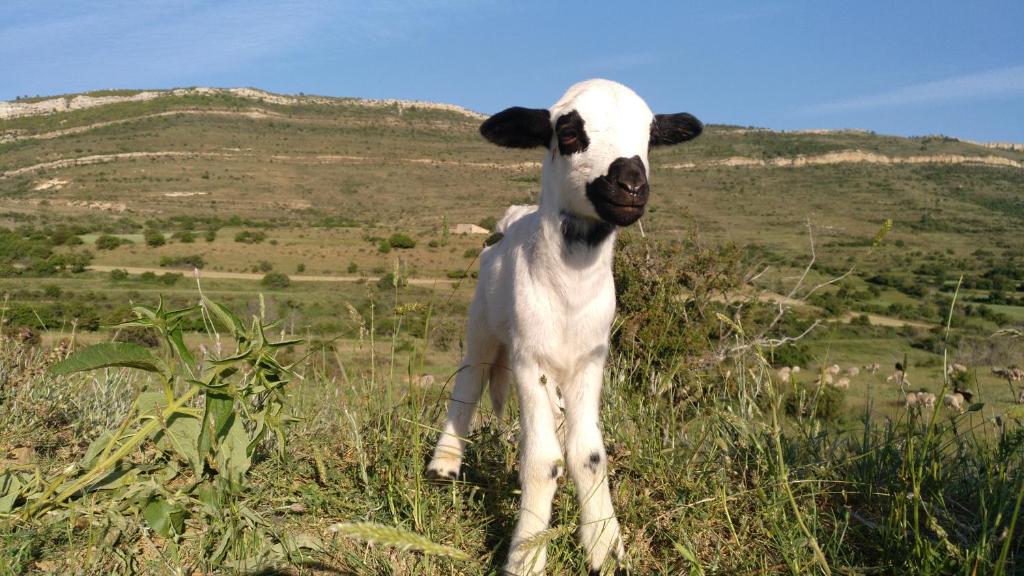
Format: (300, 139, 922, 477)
(425, 458, 461, 481)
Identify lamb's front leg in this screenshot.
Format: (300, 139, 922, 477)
(427, 323, 497, 480)
(565, 362, 624, 574)
(505, 362, 563, 576)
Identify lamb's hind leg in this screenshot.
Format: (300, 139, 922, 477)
(426, 318, 498, 480)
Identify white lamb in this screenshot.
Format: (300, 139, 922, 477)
(425, 79, 702, 575)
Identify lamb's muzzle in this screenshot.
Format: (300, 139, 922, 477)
(425, 78, 702, 575)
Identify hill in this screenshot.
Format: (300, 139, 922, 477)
(1, 87, 1023, 376)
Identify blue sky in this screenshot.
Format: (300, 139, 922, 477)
(2, 1, 1023, 142)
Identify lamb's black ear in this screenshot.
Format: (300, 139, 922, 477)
(650, 113, 703, 146)
(480, 107, 552, 149)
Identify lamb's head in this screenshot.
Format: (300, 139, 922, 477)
(480, 79, 702, 227)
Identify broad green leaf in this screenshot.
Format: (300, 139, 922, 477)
(0, 472, 24, 513)
(216, 414, 251, 485)
(966, 402, 985, 413)
(80, 430, 114, 469)
(49, 342, 168, 376)
(142, 496, 186, 538)
(168, 326, 195, 370)
(161, 413, 202, 476)
(203, 297, 245, 337)
(136, 391, 168, 416)
(198, 392, 234, 466)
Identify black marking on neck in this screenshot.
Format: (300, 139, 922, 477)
(560, 212, 614, 248)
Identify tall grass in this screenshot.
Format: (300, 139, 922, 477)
(1, 237, 1022, 574)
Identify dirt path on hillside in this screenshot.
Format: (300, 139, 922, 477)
(2, 150, 539, 178)
(0, 109, 286, 144)
(88, 265, 458, 286)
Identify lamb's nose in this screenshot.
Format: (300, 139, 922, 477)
(612, 156, 648, 196)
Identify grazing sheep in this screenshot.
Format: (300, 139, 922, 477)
(905, 391, 919, 407)
(919, 392, 936, 408)
(834, 377, 850, 389)
(864, 362, 881, 374)
(947, 362, 967, 376)
(944, 393, 965, 412)
(777, 366, 792, 381)
(886, 374, 895, 383)
(846, 366, 860, 377)
(426, 79, 702, 575)
(827, 364, 841, 376)
(791, 365, 802, 374)
(1018, 389, 1024, 404)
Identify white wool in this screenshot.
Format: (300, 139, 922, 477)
(426, 79, 698, 575)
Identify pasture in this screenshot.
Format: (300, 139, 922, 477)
(1, 88, 1023, 574)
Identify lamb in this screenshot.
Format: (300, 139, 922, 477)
(425, 79, 702, 575)
(834, 377, 850, 389)
(846, 366, 860, 377)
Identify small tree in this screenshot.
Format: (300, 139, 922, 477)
(388, 233, 416, 249)
(261, 272, 290, 289)
(144, 230, 165, 247)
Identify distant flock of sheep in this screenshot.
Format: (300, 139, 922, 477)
(775, 360, 1024, 412)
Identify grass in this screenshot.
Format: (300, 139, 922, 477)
(2, 241, 1023, 574)
(1, 87, 1023, 573)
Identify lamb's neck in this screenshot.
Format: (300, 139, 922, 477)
(534, 208, 617, 274)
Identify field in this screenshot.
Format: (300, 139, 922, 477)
(1, 88, 1023, 574)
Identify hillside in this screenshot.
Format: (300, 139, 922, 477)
(3, 89, 1024, 574)
(1, 87, 1023, 361)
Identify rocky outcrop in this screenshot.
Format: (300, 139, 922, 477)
(0, 87, 484, 121)
(666, 149, 1023, 170)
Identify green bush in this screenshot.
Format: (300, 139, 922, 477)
(95, 234, 129, 250)
(261, 272, 291, 289)
(204, 229, 217, 242)
(378, 239, 392, 254)
(109, 269, 129, 281)
(446, 269, 468, 279)
(784, 382, 846, 421)
(478, 215, 498, 232)
(258, 260, 273, 272)
(234, 230, 267, 244)
(388, 233, 416, 249)
(144, 230, 166, 247)
(159, 255, 205, 269)
(376, 271, 407, 289)
(347, 261, 359, 273)
(172, 230, 196, 243)
(463, 247, 480, 259)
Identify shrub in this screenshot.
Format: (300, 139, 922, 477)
(478, 215, 498, 232)
(172, 230, 196, 243)
(463, 247, 480, 259)
(258, 260, 273, 272)
(446, 269, 468, 279)
(347, 261, 359, 273)
(388, 233, 416, 249)
(109, 269, 129, 281)
(378, 239, 392, 254)
(784, 382, 846, 421)
(159, 255, 205, 269)
(95, 234, 128, 250)
(234, 230, 267, 244)
(204, 229, 217, 242)
(43, 285, 62, 298)
(376, 271, 407, 289)
(296, 263, 305, 273)
(144, 230, 165, 247)
(261, 272, 291, 289)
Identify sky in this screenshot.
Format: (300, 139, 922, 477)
(2, 1, 1023, 142)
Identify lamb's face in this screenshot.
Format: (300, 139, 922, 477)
(480, 79, 702, 228)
